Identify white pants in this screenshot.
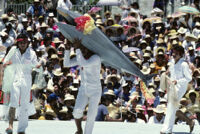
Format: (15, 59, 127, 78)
(10, 78, 31, 133)
(73, 86, 101, 134)
(161, 84, 187, 133)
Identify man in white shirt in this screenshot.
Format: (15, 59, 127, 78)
(64, 39, 102, 134)
(3, 34, 39, 134)
(160, 45, 194, 134)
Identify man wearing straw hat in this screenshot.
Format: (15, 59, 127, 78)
(160, 45, 194, 134)
(2, 34, 39, 134)
(63, 38, 102, 134)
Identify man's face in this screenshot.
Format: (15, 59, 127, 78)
(172, 50, 181, 62)
(18, 40, 28, 52)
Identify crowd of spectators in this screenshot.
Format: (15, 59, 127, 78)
(0, 0, 200, 126)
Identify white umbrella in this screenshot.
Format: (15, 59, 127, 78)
(97, 0, 121, 6)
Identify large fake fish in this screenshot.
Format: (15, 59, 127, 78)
(57, 8, 155, 82)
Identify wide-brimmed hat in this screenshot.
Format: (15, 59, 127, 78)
(31, 84, 39, 90)
(69, 85, 78, 91)
(53, 37, 63, 44)
(141, 66, 151, 75)
(53, 68, 63, 76)
(0, 45, 6, 52)
(153, 105, 165, 113)
(1, 14, 8, 20)
(158, 88, 165, 93)
(105, 18, 114, 26)
(0, 31, 8, 37)
(59, 106, 68, 113)
(96, 14, 101, 19)
(49, 13, 54, 17)
(160, 67, 166, 72)
(40, 22, 49, 28)
(106, 74, 121, 83)
(178, 27, 187, 34)
(135, 104, 144, 111)
(156, 38, 164, 44)
(145, 46, 152, 53)
(149, 87, 155, 93)
(50, 54, 59, 59)
(27, 26, 33, 32)
(150, 63, 156, 69)
(156, 47, 165, 55)
(186, 90, 199, 98)
(134, 59, 142, 65)
(64, 94, 75, 101)
(104, 11, 111, 16)
(96, 19, 103, 25)
(104, 90, 115, 96)
(185, 33, 198, 42)
(143, 53, 151, 58)
(45, 107, 56, 118)
(154, 76, 160, 82)
(129, 92, 140, 100)
(188, 46, 194, 51)
(160, 98, 167, 103)
(8, 16, 17, 22)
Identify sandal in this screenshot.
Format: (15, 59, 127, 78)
(5, 128, 13, 134)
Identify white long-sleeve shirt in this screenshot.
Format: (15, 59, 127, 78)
(148, 116, 165, 124)
(169, 58, 192, 92)
(64, 49, 101, 89)
(57, 0, 72, 10)
(2, 46, 38, 91)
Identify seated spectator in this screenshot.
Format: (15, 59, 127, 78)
(148, 105, 165, 124)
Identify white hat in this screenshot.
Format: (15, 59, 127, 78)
(40, 22, 49, 28)
(0, 31, 8, 37)
(27, 26, 33, 31)
(1, 14, 8, 19)
(134, 59, 142, 65)
(53, 68, 63, 76)
(143, 53, 150, 58)
(149, 87, 155, 93)
(34, 0, 40, 2)
(53, 37, 62, 44)
(51, 54, 58, 59)
(178, 27, 187, 34)
(22, 18, 28, 22)
(141, 66, 151, 75)
(158, 88, 165, 93)
(186, 90, 199, 98)
(153, 105, 165, 113)
(104, 90, 115, 96)
(45, 107, 56, 117)
(73, 79, 79, 84)
(69, 86, 78, 91)
(160, 98, 167, 103)
(64, 94, 75, 101)
(122, 82, 128, 87)
(49, 13, 54, 17)
(59, 106, 68, 113)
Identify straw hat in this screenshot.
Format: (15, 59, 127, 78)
(50, 54, 59, 59)
(149, 87, 155, 93)
(8, 16, 17, 22)
(104, 90, 115, 96)
(156, 38, 164, 44)
(122, 82, 128, 87)
(150, 63, 155, 69)
(53, 68, 63, 76)
(34, 0, 40, 2)
(172, 40, 178, 45)
(27, 26, 33, 32)
(141, 66, 151, 75)
(145, 46, 152, 53)
(156, 47, 165, 54)
(148, 82, 155, 88)
(186, 90, 199, 98)
(45, 107, 56, 117)
(140, 40, 147, 46)
(134, 59, 142, 65)
(40, 22, 48, 28)
(96, 19, 103, 25)
(106, 74, 121, 83)
(0, 31, 8, 37)
(153, 105, 165, 113)
(0, 45, 6, 52)
(195, 22, 200, 27)
(69, 85, 78, 92)
(158, 88, 165, 93)
(53, 37, 62, 44)
(96, 14, 101, 19)
(64, 94, 75, 101)
(168, 29, 178, 36)
(188, 46, 194, 51)
(105, 18, 114, 26)
(154, 76, 160, 82)
(22, 18, 28, 22)
(48, 13, 54, 17)
(135, 104, 144, 111)
(1, 14, 8, 19)
(160, 67, 166, 72)
(104, 11, 111, 16)
(185, 33, 198, 42)
(129, 92, 140, 100)
(59, 106, 68, 113)
(31, 84, 39, 90)
(143, 53, 151, 58)
(160, 98, 167, 103)
(178, 27, 187, 34)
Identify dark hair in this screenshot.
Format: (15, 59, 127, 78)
(17, 33, 28, 39)
(7, 8, 13, 13)
(172, 45, 185, 57)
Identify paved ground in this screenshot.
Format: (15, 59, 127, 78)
(0, 120, 199, 134)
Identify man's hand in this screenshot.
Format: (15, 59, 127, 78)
(172, 80, 177, 85)
(3, 61, 12, 68)
(73, 38, 82, 49)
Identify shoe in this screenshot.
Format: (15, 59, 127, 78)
(5, 128, 13, 134)
(189, 120, 195, 133)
